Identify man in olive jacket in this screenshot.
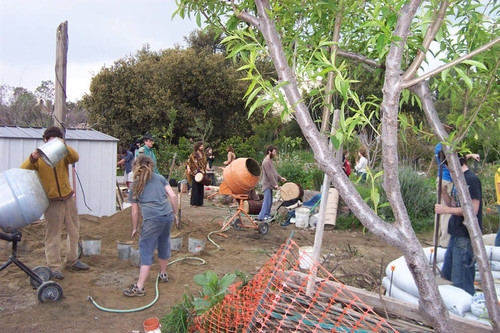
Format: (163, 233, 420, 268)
(21, 126, 88, 279)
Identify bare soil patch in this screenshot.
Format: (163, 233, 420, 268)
(0, 190, 432, 332)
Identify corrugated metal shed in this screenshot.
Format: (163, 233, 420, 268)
(0, 126, 119, 217)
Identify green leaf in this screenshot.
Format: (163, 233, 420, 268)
(454, 67, 473, 90)
(462, 60, 487, 71)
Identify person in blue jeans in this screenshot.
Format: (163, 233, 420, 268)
(257, 145, 286, 221)
(123, 155, 178, 297)
(435, 154, 482, 295)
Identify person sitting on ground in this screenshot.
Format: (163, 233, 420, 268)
(223, 145, 236, 166)
(123, 155, 178, 297)
(117, 148, 134, 189)
(435, 153, 482, 295)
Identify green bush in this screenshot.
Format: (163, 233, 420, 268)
(219, 136, 258, 160)
(375, 166, 435, 232)
(276, 154, 315, 189)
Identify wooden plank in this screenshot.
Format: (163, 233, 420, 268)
(288, 271, 492, 333)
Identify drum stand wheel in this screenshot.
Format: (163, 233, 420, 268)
(37, 281, 63, 303)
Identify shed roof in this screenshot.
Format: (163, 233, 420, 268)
(0, 126, 118, 142)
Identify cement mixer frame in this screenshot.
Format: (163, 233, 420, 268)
(207, 158, 269, 234)
(0, 230, 63, 303)
(217, 193, 269, 234)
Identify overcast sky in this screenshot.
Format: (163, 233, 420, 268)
(0, 0, 200, 102)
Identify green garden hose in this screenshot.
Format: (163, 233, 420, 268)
(88, 257, 205, 313)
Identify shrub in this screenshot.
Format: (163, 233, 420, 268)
(276, 154, 314, 190)
(219, 136, 258, 160)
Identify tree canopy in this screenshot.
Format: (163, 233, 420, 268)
(83, 32, 272, 147)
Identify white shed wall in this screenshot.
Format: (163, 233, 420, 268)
(0, 136, 117, 217)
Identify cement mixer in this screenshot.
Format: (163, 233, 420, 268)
(0, 168, 63, 303)
(208, 158, 269, 234)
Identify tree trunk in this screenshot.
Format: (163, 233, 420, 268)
(412, 81, 500, 331)
(238, 1, 454, 331)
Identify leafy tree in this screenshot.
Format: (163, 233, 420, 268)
(176, 0, 500, 330)
(84, 36, 268, 147)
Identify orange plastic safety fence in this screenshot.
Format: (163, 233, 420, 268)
(192, 239, 397, 332)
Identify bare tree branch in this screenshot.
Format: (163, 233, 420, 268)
(320, 3, 344, 133)
(411, 80, 500, 330)
(402, 36, 500, 88)
(402, 1, 449, 81)
(336, 49, 385, 69)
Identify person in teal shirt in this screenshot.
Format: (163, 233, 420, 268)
(135, 133, 159, 174)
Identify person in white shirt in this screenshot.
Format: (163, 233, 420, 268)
(354, 147, 368, 181)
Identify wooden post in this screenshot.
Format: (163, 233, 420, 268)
(54, 21, 68, 130)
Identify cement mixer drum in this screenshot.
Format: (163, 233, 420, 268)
(222, 158, 261, 195)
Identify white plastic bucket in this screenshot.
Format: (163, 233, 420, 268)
(299, 246, 314, 270)
(117, 241, 132, 260)
(309, 213, 320, 228)
(295, 208, 310, 228)
(170, 237, 183, 251)
(129, 247, 141, 267)
(188, 237, 206, 253)
(82, 239, 101, 256)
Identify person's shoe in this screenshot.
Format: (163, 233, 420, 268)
(71, 260, 89, 270)
(262, 216, 272, 221)
(160, 272, 169, 282)
(52, 270, 64, 280)
(123, 284, 145, 297)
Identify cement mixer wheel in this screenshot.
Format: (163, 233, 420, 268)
(233, 218, 243, 231)
(258, 222, 269, 235)
(30, 266, 53, 289)
(37, 281, 63, 303)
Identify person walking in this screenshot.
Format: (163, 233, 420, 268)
(435, 154, 482, 295)
(257, 145, 286, 221)
(117, 148, 134, 189)
(20, 126, 88, 279)
(123, 155, 178, 297)
(186, 141, 208, 207)
(136, 133, 159, 174)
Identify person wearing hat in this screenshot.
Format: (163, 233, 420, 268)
(136, 133, 159, 174)
(128, 139, 141, 158)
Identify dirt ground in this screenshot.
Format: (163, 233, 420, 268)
(0, 189, 434, 332)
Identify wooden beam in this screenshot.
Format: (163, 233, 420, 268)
(54, 21, 68, 128)
(289, 271, 492, 333)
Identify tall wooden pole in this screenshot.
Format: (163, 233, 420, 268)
(54, 21, 68, 132)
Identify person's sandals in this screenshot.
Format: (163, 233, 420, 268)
(160, 272, 169, 282)
(123, 284, 145, 297)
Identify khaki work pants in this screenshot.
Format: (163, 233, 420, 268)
(436, 179, 454, 248)
(44, 197, 79, 269)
